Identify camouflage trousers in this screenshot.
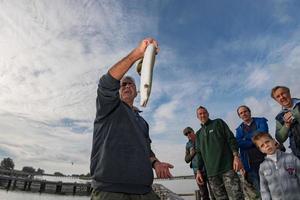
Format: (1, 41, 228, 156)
(91, 189, 160, 200)
(207, 170, 244, 200)
(194, 172, 215, 200)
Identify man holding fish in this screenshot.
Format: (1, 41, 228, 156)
(90, 38, 173, 200)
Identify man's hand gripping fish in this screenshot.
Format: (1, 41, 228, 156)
(136, 44, 156, 107)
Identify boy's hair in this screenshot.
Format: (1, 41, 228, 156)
(252, 132, 273, 147)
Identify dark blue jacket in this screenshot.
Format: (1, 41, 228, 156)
(236, 117, 268, 172)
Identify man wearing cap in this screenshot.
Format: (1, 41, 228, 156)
(90, 38, 173, 200)
(272, 86, 300, 158)
(195, 106, 244, 200)
(183, 127, 211, 200)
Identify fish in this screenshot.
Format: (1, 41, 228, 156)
(136, 44, 156, 107)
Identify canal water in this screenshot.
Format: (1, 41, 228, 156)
(0, 179, 198, 200)
(0, 189, 89, 200)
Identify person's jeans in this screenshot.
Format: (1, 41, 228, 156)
(246, 170, 260, 193)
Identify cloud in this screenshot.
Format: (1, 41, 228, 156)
(0, 0, 160, 174)
(1, 0, 300, 178)
(0, 112, 91, 174)
(246, 68, 270, 89)
(152, 100, 179, 133)
(272, 0, 294, 24)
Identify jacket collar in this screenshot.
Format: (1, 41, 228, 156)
(201, 118, 212, 127)
(265, 150, 283, 161)
(279, 98, 300, 114)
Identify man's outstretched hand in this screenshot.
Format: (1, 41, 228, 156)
(153, 161, 174, 179)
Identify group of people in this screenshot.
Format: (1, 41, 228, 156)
(183, 86, 300, 199)
(89, 37, 299, 200)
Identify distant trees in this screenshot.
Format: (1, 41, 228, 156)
(54, 171, 64, 176)
(0, 157, 15, 170)
(36, 168, 45, 174)
(22, 166, 35, 173)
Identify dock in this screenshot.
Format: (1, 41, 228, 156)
(0, 169, 199, 199)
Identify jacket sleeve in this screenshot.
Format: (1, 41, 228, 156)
(275, 120, 289, 143)
(221, 120, 238, 154)
(195, 135, 204, 171)
(185, 147, 194, 163)
(256, 118, 269, 133)
(95, 73, 121, 121)
(259, 167, 272, 200)
(293, 102, 300, 123)
(294, 155, 300, 178)
(236, 127, 254, 149)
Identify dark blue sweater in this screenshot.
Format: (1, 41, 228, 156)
(90, 73, 154, 194)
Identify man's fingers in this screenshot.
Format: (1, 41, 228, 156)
(155, 162, 173, 178)
(167, 163, 174, 168)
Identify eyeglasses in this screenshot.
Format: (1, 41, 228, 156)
(121, 82, 134, 87)
(184, 131, 191, 136)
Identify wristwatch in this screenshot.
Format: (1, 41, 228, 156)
(151, 158, 158, 168)
(233, 152, 240, 158)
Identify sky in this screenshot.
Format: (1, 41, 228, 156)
(0, 0, 300, 176)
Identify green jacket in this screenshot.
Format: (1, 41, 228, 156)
(196, 118, 238, 177)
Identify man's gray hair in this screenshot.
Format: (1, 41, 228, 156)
(271, 85, 290, 99)
(121, 76, 136, 85)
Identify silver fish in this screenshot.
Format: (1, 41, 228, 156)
(136, 44, 156, 107)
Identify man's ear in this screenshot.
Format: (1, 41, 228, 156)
(134, 88, 137, 98)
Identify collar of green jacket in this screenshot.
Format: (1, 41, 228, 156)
(201, 118, 212, 127)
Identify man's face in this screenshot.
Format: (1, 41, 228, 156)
(197, 108, 209, 124)
(186, 131, 196, 141)
(273, 88, 292, 108)
(120, 79, 137, 103)
(256, 136, 277, 155)
(238, 107, 252, 123)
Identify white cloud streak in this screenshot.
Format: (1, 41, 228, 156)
(0, 0, 300, 178)
(0, 0, 159, 174)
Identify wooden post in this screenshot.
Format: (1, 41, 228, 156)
(6, 179, 12, 191)
(195, 190, 201, 200)
(87, 183, 92, 195)
(39, 181, 46, 193)
(23, 181, 28, 191)
(27, 181, 32, 191)
(56, 181, 62, 194)
(73, 184, 76, 195)
(12, 179, 17, 190)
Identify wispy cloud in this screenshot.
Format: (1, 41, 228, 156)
(246, 68, 270, 89)
(0, 0, 300, 177)
(0, 0, 160, 174)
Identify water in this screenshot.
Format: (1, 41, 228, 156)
(0, 179, 198, 200)
(0, 190, 89, 200)
(155, 179, 198, 200)
(33, 175, 88, 184)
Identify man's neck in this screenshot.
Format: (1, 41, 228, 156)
(243, 118, 253, 126)
(284, 103, 293, 110)
(201, 119, 210, 126)
(122, 99, 134, 108)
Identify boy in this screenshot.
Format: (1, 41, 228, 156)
(252, 132, 300, 200)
